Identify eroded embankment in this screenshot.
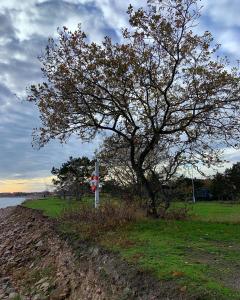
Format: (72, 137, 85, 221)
(0, 206, 189, 300)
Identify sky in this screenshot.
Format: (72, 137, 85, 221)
(0, 0, 239, 192)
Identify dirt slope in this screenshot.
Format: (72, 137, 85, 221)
(0, 206, 189, 300)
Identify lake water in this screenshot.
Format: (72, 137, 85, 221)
(0, 197, 26, 209)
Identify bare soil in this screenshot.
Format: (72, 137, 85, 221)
(0, 206, 191, 300)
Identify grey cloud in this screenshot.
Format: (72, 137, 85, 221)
(0, 10, 15, 40)
(0, 83, 96, 180)
(0, 0, 239, 188)
(200, 2, 240, 62)
(0, 1, 106, 184)
(202, 0, 240, 28)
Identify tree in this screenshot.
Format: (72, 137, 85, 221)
(225, 162, 240, 199)
(97, 134, 187, 208)
(96, 136, 140, 197)
(174, 175, 212, 201)
(211, 162, 240, 201)
(28, 0, 240, 217)
(210, 172, 230, 201)
(52, 156, 94, 200)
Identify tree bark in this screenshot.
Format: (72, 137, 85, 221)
(135, 166, 158, 217)
(75, 183, 81, 201)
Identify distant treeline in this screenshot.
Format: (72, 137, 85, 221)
(0, 191, 52, 198)
(100, 163, 240, 203)
(52, 156, 240, 203)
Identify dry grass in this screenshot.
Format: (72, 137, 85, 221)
(159, 205, 191, 220)
(59, 201, 142, 239)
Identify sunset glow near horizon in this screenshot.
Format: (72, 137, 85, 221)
(0, 0, 239, 193)
(0, 177, 54, 193)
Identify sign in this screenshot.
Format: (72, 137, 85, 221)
(90, 161, 100, 208)
(90, 174, 99, 192)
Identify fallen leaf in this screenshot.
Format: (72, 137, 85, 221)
(172, 271, 184, 277)
(180, 286, 187, 292)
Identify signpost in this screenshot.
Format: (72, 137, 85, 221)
(191, 170, 196, 203)
(90, 160, 100, 208)
(95, 160, 99, 208)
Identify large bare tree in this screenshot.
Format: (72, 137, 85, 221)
(28, 0, 240, 216)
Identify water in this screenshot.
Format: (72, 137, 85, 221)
(0, 197, 26, 209)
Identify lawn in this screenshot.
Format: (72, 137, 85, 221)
(101, 219, 240, 299)
(23, 197, 75, 217)
(22, 193, 116, 217)
(190, 201, 240, 223)
(23, 196, 98, 217)
(23, 198, 240, 299)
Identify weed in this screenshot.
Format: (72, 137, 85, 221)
(159, 205, 191, 220)
(13, 296, 22, 300)
(24, 197, 240, 299)
(21, 265, 55, 295)
(59, 201, 141, 239)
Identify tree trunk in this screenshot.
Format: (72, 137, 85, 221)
(130, 143, 158, 217)
(135, 167, 158, 218)
(162, 186, 171, 211)
(76, 186, 81, 201)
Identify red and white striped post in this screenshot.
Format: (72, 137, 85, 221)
(90, 161, 100, 208)
(95, 160, 99, 208)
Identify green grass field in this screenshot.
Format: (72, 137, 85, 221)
(23, 194, 117, 217)
(23, 197, 85, 217)
(191, 201, 240, 223)
(23, 198, 240, 299)
(23, 197, 69, 217)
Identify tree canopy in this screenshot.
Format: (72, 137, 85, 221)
(28, 0, 240, 216)
(211, 162, 240, 201)
(52, 156, 94, 200)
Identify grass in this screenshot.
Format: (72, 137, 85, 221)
(23, 196, 93, 217)
(190, 201, 240, 223)
(22, 194, 119, 217)
(22, 197, 240, 299)
(100, 219, 240, 299)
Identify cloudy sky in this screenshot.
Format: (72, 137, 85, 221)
(0, 0, 239, 192)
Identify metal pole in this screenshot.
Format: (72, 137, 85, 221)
(191, 166, 196, 203)
(95, 160, 100, 208)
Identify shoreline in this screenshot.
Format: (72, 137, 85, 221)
(0, 198, 26, 210)
(0, 206, 16, 218)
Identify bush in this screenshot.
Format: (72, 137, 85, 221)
(59, 201, 140, 239)
(158, 205, 191, 220)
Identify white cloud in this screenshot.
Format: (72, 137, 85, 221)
(202, 0, 240, 28)
(219, 30, 239, 56)
(0, 0, 239, 189)
(201, 0, 240, 60)
(224, 148, 240, 162)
